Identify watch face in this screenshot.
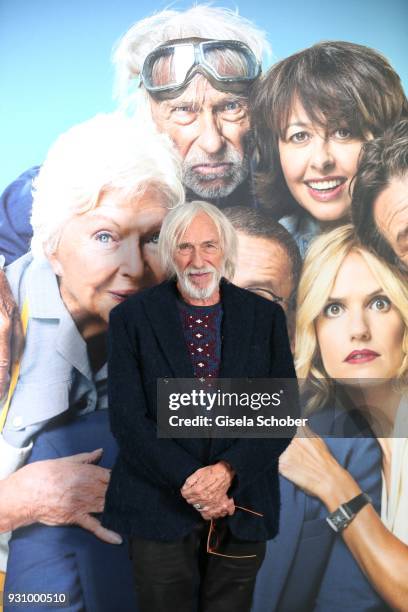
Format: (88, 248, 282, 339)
(326, 506, 352, 532)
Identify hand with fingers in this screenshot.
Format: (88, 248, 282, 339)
(279, 425, 360, 501)
(198, 495, 235, 521)
(0, 448, 122, 544)
(181, 461, 235, 509)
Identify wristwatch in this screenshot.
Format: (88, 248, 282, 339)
(326, 492, 372, 533)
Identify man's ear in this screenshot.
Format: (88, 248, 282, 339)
(47, 251, 63, 276)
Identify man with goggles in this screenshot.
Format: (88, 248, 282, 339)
(141, 36, 261, 208)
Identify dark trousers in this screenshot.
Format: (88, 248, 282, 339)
(130, 520, 266, 612)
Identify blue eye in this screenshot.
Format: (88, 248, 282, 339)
(369, 296, 391, 312)
(323, 302, 344, 318)
(224, 101, 240, 111)
(95, 232, 114, 244)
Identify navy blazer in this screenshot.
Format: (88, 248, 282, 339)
(252, 403, 387, 611)
(102, 279, 297, 542)
(253, 437, 387, 611)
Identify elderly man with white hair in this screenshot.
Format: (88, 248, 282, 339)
(0, 112, 185, 611)
(103, 200, 296, 612)
(0, 4, 268, 398)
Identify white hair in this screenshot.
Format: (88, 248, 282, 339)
(158, 200, 237, 280)
(112, 5, 271, 110)
(30, 112, 185, 259)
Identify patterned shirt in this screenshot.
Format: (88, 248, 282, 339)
(177, 299, 223, 380)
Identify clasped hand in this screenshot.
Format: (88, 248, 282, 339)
(181, 461, 235, 520)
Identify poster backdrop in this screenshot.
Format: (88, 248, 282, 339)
(0, 0, 407, 191)
(0, 1, 408, 611)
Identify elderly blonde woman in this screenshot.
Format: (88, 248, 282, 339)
(279, 224, 408, 610)
(0, 112, 184, 611)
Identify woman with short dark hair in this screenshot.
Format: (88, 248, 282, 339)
(251, 41, 408, 256)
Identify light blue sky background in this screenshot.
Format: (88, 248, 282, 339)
(1, 0, 407, 192)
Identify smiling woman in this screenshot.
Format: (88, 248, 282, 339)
(251, 41, 408, 256)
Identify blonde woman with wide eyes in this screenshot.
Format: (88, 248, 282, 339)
(251, 41, 408, 257)
(279, 224, 408, 610)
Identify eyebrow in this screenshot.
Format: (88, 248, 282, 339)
(167, 94, 247, 109)
(166, 99, 196, 108)
(87, 214, 121, 228)
(326, 287, 384, 301)
(177, 239, 219, 246)
(285, 122, 310, 130)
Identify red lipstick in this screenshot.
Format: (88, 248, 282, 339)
(344, 349, 380, 364)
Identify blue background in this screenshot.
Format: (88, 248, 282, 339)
(1, 0, 407, 192)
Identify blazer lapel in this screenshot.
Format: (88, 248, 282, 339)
(218, 281, 254, 378)
(143, 280, 254, 379)
(142, 281, 195, 379)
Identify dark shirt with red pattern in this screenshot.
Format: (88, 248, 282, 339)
(177, 299, 223, 380)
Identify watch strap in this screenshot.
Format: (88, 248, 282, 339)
(342, 492, 372, 516)
(326, 491, 372, 533)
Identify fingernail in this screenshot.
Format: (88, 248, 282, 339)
(110, 534, 123, 544)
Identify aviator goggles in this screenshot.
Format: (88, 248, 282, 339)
(141, 38, 261, 99)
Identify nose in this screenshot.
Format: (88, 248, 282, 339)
(310, 136, 335, 172)
(349, 309, 371, 341)
(190, 246, 205, 268)
(119, 240, 145, 283)
(196, 112, 224, 155)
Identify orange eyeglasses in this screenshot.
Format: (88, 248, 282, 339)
(206, 505, 264, 559)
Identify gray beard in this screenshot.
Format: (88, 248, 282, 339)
(177, 266, 222, 300)
(182, 153, 250, 200)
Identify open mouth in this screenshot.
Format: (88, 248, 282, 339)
(306, 178, 346, 192)
(304, 177, 348, 202)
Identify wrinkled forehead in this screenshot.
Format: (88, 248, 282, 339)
(156, 73, 249, 110)
(181, 212, 221, 237)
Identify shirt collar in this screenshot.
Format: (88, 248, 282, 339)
(27, 256, 92, 379)
(27, 256, 65, 319)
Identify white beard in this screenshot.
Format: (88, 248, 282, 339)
(182, 146, 250, 199)
(177, 265, 223, 300)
